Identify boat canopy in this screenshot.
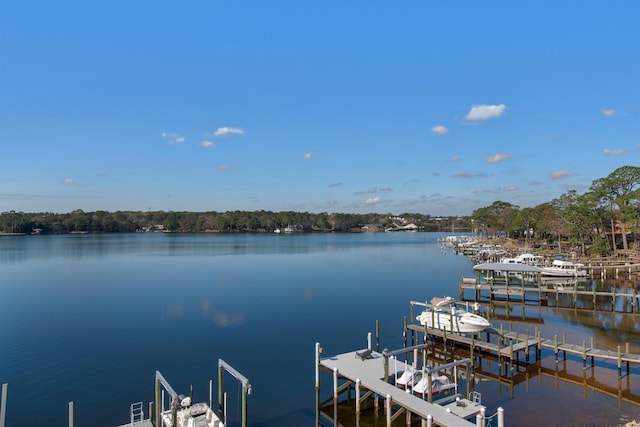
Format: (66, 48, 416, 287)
(473, 262, 544, 273)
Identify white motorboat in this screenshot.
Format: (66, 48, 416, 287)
(412, 373, 455, 397)
(161, 399, 224, 427)
(540, 259, 588, 277)
(395, 366, 422, 389)
(416, 297, 491, 333)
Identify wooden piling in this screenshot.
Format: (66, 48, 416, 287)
(0, 383, 7, 427)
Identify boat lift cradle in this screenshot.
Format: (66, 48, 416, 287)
(154, 359, 251, 427)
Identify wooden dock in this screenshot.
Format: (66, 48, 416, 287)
(406, 301, 640, 376)
(315, 344, 496, 427)
(458, 276, 640, 313)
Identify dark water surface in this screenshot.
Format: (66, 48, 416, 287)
(1, 233, 639, 426)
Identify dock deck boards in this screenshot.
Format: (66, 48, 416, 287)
(320, 350, 480, 426)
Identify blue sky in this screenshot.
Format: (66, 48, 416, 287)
(1, 1, 638, 216)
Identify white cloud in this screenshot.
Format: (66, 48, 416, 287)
(64, 178, 74, 184)
(453, 172, 471, 178)
(505, 185, 518, 191)
(304, 152, 313, 160)
(218, 165, 229, 170)
(450, 156, 460, 162)
(603, 148, 627, 156)
(200, 140, 214, 148)
(601, 109, 616, 116)
(365, 197, 380, 204)
(465, 104, 506, 121)
(431, 125, 449, 135)
(549, 170, 573, 179)
(213, 126, 245, 137)
(161, 132, 184, 144)
(487, 153, 512, 163)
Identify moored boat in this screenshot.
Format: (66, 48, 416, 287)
(412, 373, 455, 397)
(415, 297, 491, 333)
(540, 259, 589, 277)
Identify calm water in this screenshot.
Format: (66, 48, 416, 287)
(1, 233, 639, 426)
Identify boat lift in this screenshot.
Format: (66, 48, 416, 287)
(154, 359, 251, 427)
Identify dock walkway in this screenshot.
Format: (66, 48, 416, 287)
(319, 349, 482, 426)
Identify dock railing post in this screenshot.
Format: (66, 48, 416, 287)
(376, 320, 380, 351)
(155, 377, 161, 427)
(385, 394, 392, 427)
(368, 332, 372, 351)
(68, 401, 73, 427)
(0, 383, 7, 427)
(497, 406, 504, 427)
(426, 413, 432, 427)
(333, 368, 339, 425)
(355, 379, 361, 416)
(242, 382, 248, 427)
(218, 363, 224, 419)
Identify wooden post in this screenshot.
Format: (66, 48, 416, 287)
(355, 379, 361, 416)
(155, 377, 161, 427)
(218, 364, 224, 418)
(403, 317, 407, 348)
(386, 394, 392, 427)
(618, 346, 622, 377)
(554, 334, 559, 363)
(0, 383, 7, 427)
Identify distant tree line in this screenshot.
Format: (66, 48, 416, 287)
(0, 209, 470, 235)
(470, 166, 640, 257)
(3, 166, 638, 257)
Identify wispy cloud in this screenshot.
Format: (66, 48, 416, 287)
(505, 185, 518, 191)
(64, 178, 74, 185)
(380, 187, 393, 193)
(453, 172, 471, 178)
(450, 156, 460, 162)
(328, 182, 342, 188)
(304, 152, 313, 160)
(603, 148, 627, 156)
(549, 170, 573, 179)
(355, 187, 377, 195)
(365, 197, 381, 205)
(601, 109, 616, 116)
(431, 125, 449, 135)
(218, 165, 229, 170)
(487, 153, 512, 163)
(452, 172, 485, 179)
(161, 132, 185, 144)
(213, 126, 245, 137)
(200, 140, 214, 148)
(465, 104, 506, 121)
(529, 180, 542, 186)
